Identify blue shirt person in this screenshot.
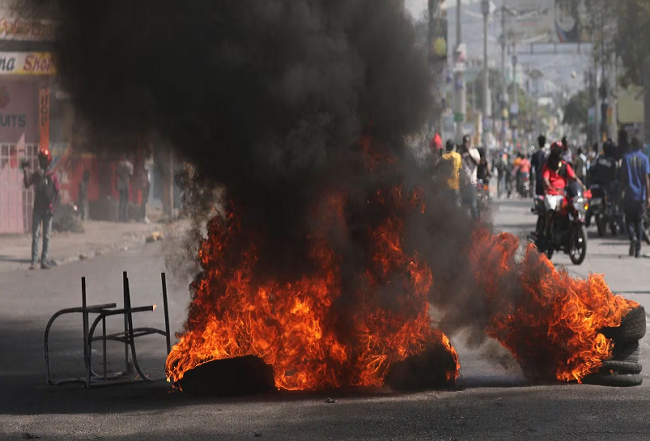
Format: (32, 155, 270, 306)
(620, 138, 650, 257)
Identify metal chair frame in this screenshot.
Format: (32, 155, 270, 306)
(44, 271, 172, 387)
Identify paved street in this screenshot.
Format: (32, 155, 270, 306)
(0, 200, 649, 440)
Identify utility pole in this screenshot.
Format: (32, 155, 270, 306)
(454, 0, 466, 142)
(512, 42, 518, 146)
(428, 0, 443, 140)
(498, 4, 509, 148)
(591, 64, 600, 147)
(645, 56, 650, 145)
(481, 0, 490, 148)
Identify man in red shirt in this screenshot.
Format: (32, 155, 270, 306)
(542, 141, 585, 234)
(429, 132, 443, 156)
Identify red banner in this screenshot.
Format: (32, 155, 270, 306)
(39, 86, 49, 151)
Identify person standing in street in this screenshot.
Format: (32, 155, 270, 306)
(620, 137, 650, 258)
(493, 151, 506, 198)
(78, 169, 90, 221)
(139, 159, 151, 223)
(531, 135, 548, 197)
(442, 139, 462, 206)
(460, 134, 480, 218)
(429, 132, 443, 156)
(116, 156, 133, 222)
(23, 149, 60, 270)
(575, 147, 588, 183)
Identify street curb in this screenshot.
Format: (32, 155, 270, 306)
(50, 231, 163, 268)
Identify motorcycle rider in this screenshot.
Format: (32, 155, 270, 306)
(590, 139, 619, 187)
(588, 139, 619, 226)
(542, 141, 586, 240)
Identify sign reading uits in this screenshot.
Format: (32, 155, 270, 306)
(0, 52, 55, 75)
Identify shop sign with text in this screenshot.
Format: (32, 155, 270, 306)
(0, 15, 55, 41)
(0, 52, 55, 75)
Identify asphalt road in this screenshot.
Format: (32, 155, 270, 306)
(0, 199, 649, 440)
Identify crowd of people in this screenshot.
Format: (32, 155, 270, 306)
(431, 131, 650, 258)
(434, 134, 489, 219)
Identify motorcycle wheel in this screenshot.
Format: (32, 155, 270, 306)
(545, 247, 554, 260)
(596, 214, 606, 237)
(569, 225, 588, 265)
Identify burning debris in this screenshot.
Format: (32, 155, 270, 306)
(26, 0, 643, 394)
(178, 356, 275, 396)
(470, 229, 641, 383)
(165, 161, 462, 391)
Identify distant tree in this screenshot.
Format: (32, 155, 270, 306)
(563, 89, 590, 132)
(558, 0, 650, 88)
(614, 0, 650, 88)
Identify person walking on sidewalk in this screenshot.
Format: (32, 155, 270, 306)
(116, 156, 133, 222)
(620, 137, 650, 258)
(23, 149, 60, 270)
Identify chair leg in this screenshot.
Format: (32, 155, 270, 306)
(123, 271, 130, 373)
(161, 273, 171, 355)
(124, 274, 152, 381)
(102, 316, 108, 381)
(82, 277, 88, 369)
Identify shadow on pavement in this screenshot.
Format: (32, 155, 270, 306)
(0, 316, 547, 417)
(0, 254, 31, 263)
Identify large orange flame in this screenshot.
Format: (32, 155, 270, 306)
(166, 187, 460, 390)
(167, 135, 636, 391)
(471, 228, 638, 382)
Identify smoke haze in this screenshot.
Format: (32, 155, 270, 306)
(28, 0, 537, 378)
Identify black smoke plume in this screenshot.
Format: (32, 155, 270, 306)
(26, 0, 527, 380)
(27, 0, 441, 278)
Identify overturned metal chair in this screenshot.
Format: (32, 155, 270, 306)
(44, 271, 172, 387)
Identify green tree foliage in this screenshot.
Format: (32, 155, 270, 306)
(560, 0, 650, 87)
(614, 0, 650, 87)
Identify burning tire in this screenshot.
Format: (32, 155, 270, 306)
(176, 356, 276, 396)
(584, 372, 643, 387)
(612, 341, 640, 363)
(601, 305, 647, 344)
(599, 360, 642, 375)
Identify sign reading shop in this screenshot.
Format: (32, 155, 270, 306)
(0, 52, 55, 75)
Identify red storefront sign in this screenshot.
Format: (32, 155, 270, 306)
(39, 86, 49, 151)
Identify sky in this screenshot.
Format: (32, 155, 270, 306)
(405, 0, 427, 18)
(404, 0, 590, 96)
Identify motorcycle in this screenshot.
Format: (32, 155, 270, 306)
(588, 184, 620, 237)
(518, 172, 531, 198)
(535, 182, 590, 265)
(529, 194, 546, 241)
(476, 179, 493, 221)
